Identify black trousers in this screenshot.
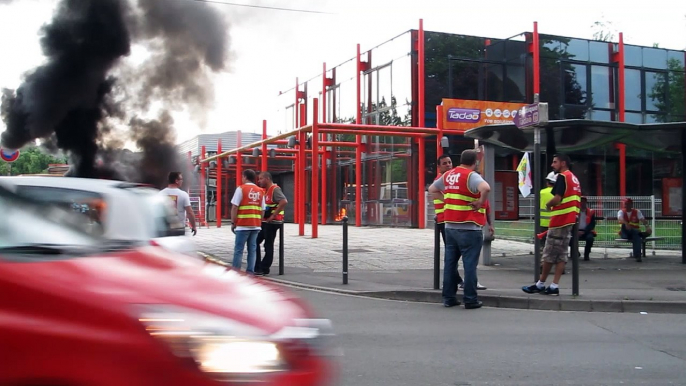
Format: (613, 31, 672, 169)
(255, 222, 280, 274)
(437, 223, 464, 285)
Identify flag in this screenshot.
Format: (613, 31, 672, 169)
(516, 152, 533, 197)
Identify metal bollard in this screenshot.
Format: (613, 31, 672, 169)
(571, 220, 580, 296)
(342, 216, 349, 285)
(433, 217, 440, 290)
(279, 223, 284, 275)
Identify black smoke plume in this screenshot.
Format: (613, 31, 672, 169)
(1, 0, 229, 188)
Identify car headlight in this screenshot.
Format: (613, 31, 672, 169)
(135, 305, 337, 383)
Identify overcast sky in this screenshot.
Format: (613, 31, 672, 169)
(1, 0, 685, 147)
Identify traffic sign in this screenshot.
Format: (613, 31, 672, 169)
(0, 148, 20, 163)
(513, 103, 549, 129)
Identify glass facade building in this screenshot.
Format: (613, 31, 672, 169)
(274, 27, 686, 227)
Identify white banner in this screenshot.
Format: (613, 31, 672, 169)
(516, 152, 533, 198)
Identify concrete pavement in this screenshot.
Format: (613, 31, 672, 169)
(193, 223, 686, 314)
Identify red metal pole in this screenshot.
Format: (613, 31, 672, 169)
(618, 32, 627, 197)
(321, 148, 328, 225)
(299, 129, 306, 236)
(436, 105, 444, 173)
(236, 131, 243, 188)
(216, 139, 222, 228)
(200, 145, 207, 227)
(321, 65, 328, 225)
(312, 98, 320, 238)
(261, 120, 268, 172)
(355, 43, 363, 227)
(418, 136, 426, 229)
(533, 22, 540, 96)
(418, 19, 425, 128)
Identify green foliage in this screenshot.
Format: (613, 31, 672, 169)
(649, 58, 686, 122)
(0, 147, 68, 176)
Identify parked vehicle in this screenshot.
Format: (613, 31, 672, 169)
(0, 183, 338, 385)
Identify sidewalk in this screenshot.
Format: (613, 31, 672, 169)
(194, 223, 686, 314)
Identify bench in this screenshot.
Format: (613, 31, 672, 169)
(613, 237, 665, 258)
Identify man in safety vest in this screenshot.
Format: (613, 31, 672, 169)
(255, 171, 288, 275)
(540, 172, 557, 232)
(429, 149, 491, 309)
(618, 198, 650, 262)
(230, 169, 266, 274)
(522, 153, 581, 296)
(577, 196, 597, 261)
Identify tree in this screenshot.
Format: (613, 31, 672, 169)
(649, 58, 686, 122)
(591, 19, 617, 42)
(0, 147, 68, 176)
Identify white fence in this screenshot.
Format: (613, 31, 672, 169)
(427, 194, 682, 250)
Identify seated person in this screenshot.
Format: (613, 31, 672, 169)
(617, 198, 651, 262)
(577, 197, 596, 261)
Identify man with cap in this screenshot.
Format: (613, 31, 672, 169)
(618, 198, 651, 262)
(577, 197, 597, 261)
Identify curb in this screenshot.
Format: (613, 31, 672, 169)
(265, 278, 686, 314)
(199, 251, 686, 314)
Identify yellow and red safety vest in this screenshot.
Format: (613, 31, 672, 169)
(433, 174, 445, 224)
(236, 184, 264, 228)
(548, 170, 581, 229)
(620, 209, 641, 229)
(265, 184, 284, 222)
(442, 167, 486, 227)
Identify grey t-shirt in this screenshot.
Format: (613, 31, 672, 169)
(430, 170, 486, 231)
(266, 186, 287, 223)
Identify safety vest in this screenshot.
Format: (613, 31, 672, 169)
(539, 187, 554, 228)
(548, 170, 581, 229)
(236, 184, 264, 228)
(620, 209, 641, 229)
(442, 166, 486, 227)
(433, 174, 445, 224)
(582, 207, 597, 236)
(264, 184, 285, 222)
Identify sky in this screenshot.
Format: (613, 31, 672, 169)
(0, 0, 685, 147)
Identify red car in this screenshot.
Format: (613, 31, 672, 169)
(0, 184, 338, 386)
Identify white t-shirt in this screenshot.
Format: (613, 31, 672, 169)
(231, 183, 266, 231)
(159, 187, 191, 225)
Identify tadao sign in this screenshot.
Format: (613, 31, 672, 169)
(513, 103, 549, 129)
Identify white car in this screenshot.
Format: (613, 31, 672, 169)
(0, 176, 198, 257)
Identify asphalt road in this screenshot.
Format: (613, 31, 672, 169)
(290, 288, 686, 386)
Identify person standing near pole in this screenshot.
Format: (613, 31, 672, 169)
(522, 154, 581, 295)
(159, 171, 197, 236)
(429, 149, 491, 309)
(231, 169, 265, 274)
(255, 171, 288, 276)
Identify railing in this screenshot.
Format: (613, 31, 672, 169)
(427, 194, 682, 250)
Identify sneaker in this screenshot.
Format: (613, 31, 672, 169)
(476, 283, 487, 290)
(522, 284, 544, 294)
(542, 286, 559, 296)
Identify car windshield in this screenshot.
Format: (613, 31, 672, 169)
(0, 184, 101, 253)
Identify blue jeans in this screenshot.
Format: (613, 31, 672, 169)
(443, 229, 483, 305)
(620, 225, 643, 259)
(232, 230, 260, 273)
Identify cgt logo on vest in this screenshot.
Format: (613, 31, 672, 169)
(445, 172, 461, 186)
(447, 108, 481, 123)
(247, 189, 261, 202)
